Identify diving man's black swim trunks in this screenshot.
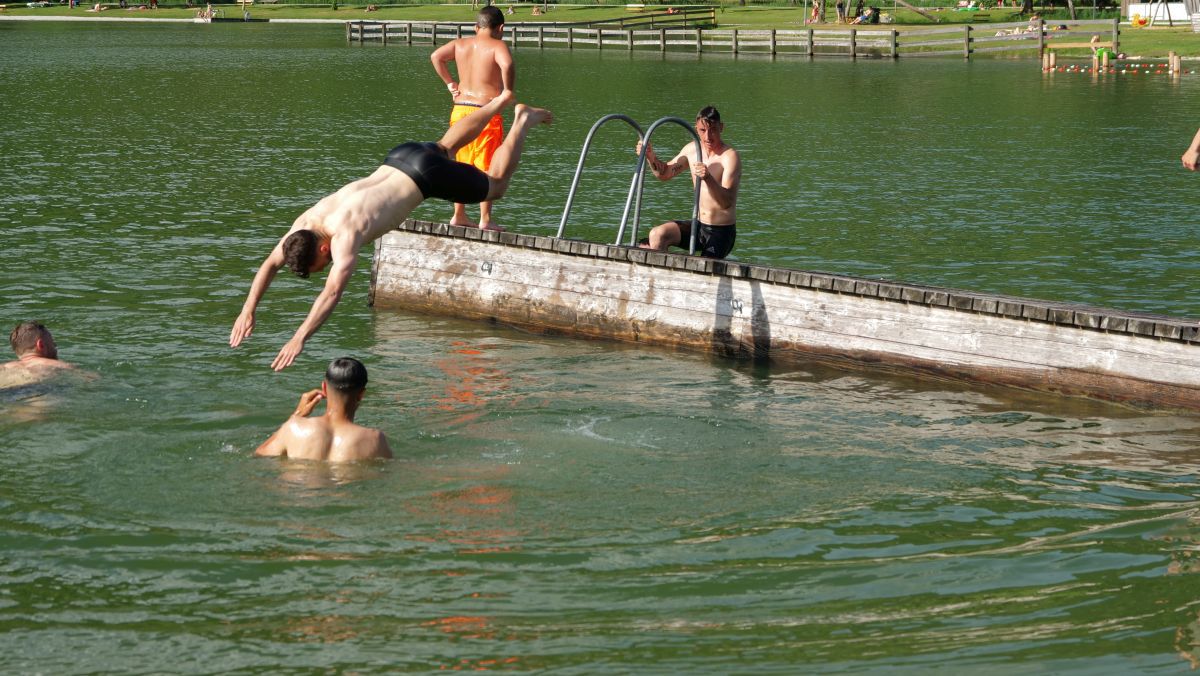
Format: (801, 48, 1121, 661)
(671, 220, 737, 259)
(383, 142, 490, 205)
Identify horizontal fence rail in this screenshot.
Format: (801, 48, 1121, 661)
(346, 18, 1118, 59)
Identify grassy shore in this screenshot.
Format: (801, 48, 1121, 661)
(3, 3, 1197, 57)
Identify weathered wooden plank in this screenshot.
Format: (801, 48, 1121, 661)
(372, 225, 1200, 409)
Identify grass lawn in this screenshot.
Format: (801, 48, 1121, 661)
(3, 3, 1198, 56)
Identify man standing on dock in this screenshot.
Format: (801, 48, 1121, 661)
(636, 106, 742, 260)
(229, 91, 552, 371)
(430, 6, 514, 231)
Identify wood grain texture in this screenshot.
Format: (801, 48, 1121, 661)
(372, 224, 1200, 410)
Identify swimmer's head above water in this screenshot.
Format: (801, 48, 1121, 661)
(326, 357, 368, 395)
(10, 321, 57, 360)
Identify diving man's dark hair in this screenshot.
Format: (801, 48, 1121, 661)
(282, 230, 319, 279)
(326, 357, 369, 393)
(477, 5, 504, 28)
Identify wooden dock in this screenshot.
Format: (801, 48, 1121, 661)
(371, 220, 1200, 411)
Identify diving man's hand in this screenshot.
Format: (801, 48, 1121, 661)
(230, 311, 255, 347)
(272, 335, 305, 372)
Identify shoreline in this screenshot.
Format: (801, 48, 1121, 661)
(3, 12, 1194, 58)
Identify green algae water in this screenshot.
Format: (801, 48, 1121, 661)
(4, 20, 1200, 672)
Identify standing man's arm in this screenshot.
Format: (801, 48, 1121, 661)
(431, 40, 461, 99)
(1183, 127, 1200, 171)
(230, 243, 287, 348)
(255, 389, 324, 456)
(694, 150, 742, 210)
(271, 241, 358, 372)
(495, 41, 515, 93)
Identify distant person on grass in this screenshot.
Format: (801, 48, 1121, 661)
(430, 6, 515, 231)
(255, 357, 393, 462)
(635, 106, 742, 260)
(229, 91, 552, 371)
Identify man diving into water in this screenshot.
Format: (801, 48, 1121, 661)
(229, 91, 552, 371)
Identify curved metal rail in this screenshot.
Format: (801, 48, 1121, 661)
(556, 114, 645, 240)
(616, 116, 703, 254)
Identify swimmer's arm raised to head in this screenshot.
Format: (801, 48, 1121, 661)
(231, 241, 286, 348)
(254, 389, 322, 456)
(270, 245, 358, 372)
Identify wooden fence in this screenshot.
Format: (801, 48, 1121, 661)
(347, 18, 1119, 59)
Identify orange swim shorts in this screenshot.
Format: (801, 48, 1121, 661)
(449, 104, 504, 172)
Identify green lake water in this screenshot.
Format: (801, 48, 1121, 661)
(3, 20, 1200, 672)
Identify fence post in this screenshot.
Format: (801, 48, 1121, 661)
(456, 23, 462, 39)
(769, 28, 776, 55)
(733, 29, 738, 54)
(405, 22, 411, 45)
(850, 27, 857, 58)
(382, 21, 388, 45)
(962, 24, 970, 59)
(660, 27, 666, 52)
(807, 27, 814, 58)
(891, 28, 898, 58)
(1111, 17, 1119, 54)
(697, 28, 703, 53)
(1037, 18, 1045, 55)
(568, 26, 574, 49)
(538, 25, 544, 49)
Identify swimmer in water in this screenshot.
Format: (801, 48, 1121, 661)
(229, 90, 552, 371)
(255, 357, 393, 462)
(2, 321, 75, 376)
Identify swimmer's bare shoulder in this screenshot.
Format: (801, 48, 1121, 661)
(330, 426, 393, 462)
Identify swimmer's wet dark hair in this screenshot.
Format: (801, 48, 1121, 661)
(326, 357, 368, 393)
(9, 321, 47, 355)
(282, 230, 319, 279)
(697, 106, 722, 124)
(478, 5, 504, 28)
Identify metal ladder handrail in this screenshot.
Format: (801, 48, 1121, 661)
(616, 116, 703, 255)
(556, 114, 645, 240)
